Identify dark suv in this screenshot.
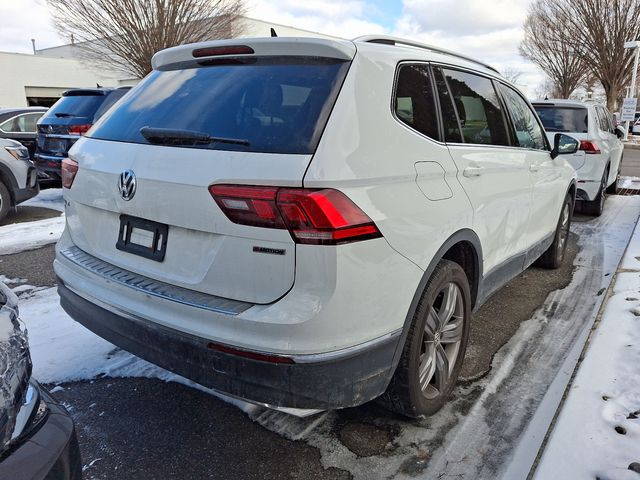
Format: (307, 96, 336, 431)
(35, 87, 130, 184)
(0, 282, 82, 479)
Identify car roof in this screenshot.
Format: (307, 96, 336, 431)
(0, 107, 47, 115)
(62, 87, 124, 97)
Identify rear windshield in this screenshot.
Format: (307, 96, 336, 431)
(45, 94, 106, 120)
(88, 58, 350, 154)
(533, 105, 589, 133)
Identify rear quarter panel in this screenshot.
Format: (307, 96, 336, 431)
(304, 45, 474, 272)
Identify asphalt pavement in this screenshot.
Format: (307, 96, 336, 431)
(621, 144, 640, 177)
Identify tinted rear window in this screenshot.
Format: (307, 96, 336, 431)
(89, 58, 350, 154)
(533, 106, 588, 133)
(45, 94, 106, 120)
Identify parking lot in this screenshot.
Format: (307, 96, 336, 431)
(2, 149, 640, 479)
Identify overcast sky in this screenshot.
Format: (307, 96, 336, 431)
(0, 0, 544, 92)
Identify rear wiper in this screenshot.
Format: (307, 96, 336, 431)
(139, 126, 250, 147)
(54, 112, 77, 118)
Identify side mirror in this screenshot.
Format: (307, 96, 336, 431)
(615, 126, 625, 139)
(551, 133, 579, 159)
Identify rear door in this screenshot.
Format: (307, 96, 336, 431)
(0, 112, 43, 158)
(498, 84, 564, 249)
(435, 67, 533, 275)
(595, 106, 623, 179)
(65, 54, 352, 305)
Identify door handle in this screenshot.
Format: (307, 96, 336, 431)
(463, 166, 484, 178)
(529, 164, 539, 172)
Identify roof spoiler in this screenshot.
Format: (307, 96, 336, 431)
(152, 37, 357, 70)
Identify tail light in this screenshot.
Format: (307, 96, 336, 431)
(209, 185, 382, 245)
(61, 158, 78, 188)
(68, 124, 92, 136)
(579, 140, 601, 154)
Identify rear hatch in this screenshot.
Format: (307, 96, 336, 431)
(64, 39, 355, 304)
(0, 283, 31, 454)
(36, 89, 120, 165)
(533, 103, 588, 170)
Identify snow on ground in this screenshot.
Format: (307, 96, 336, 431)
(10, 282, 258, 414)
(534, 217, 640, 480)
(0, 189, 65, 255)
(620, 176, 640, 190)
(22, 188, 65, 212)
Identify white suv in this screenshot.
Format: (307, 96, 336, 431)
(533, 100, 624, 216)
(54, 36, 578, 417)
(0, 138, 39, 221)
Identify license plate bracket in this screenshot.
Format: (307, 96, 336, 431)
(116, 214, 168, 262)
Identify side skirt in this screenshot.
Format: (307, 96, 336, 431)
(476, 232, 554, 308)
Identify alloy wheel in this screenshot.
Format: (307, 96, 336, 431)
(557, 202, 570, 256)
(418, 282, 464, 399)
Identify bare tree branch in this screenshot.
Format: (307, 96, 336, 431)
(47, 0, 246, 78)
(523, 0, 640, 110)
(502, 67, 524, 84)
(520, 0, 588, 99)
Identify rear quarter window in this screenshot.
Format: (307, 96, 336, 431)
(89, 58, 350, 154)
(394, 64, 439, 140)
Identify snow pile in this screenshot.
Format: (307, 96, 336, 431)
(0, 215, 65, 255)
(0, 188, 65, 255)
(535, 221, 640, 480)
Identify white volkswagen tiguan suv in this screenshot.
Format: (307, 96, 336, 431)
(54, 36, 579, 417)
(532, 100, 624, 216)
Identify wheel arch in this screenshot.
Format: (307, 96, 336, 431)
(0, 163, 18, 206)
(386, 229, 483, 379)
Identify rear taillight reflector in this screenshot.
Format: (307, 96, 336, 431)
(579, 140, 601, 154)
(207, 342, 295, 364)
(192, 45, 255, 58)
(209, 185, 382, 245)
(61, 158, 78, 189)
(68, 124, 92, 136)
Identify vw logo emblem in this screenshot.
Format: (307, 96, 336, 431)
(118, 170, 136, 201)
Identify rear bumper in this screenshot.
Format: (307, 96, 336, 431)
(34, 154, 63, 181)
(58, 281, 398, 409)
(0, 383, 82, 480)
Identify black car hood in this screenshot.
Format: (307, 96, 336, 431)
(0, 283, 31, 453)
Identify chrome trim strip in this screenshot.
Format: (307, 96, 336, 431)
(59, 246, 252, 315)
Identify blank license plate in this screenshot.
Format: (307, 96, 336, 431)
(116, 214, 168, 262)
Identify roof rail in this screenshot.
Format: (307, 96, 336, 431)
(353, 34, 500, 74)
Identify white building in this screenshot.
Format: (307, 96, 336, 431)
(0, 17, 338, 108)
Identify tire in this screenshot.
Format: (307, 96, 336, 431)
(0, 181, 10, 222)
(378, 259, 471, 418)
(536, 193, 572, 269)
(582, 168, 607, 216)
(606, 164, 620, 194)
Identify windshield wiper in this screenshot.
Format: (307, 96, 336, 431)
(139, 127, 250, 147)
